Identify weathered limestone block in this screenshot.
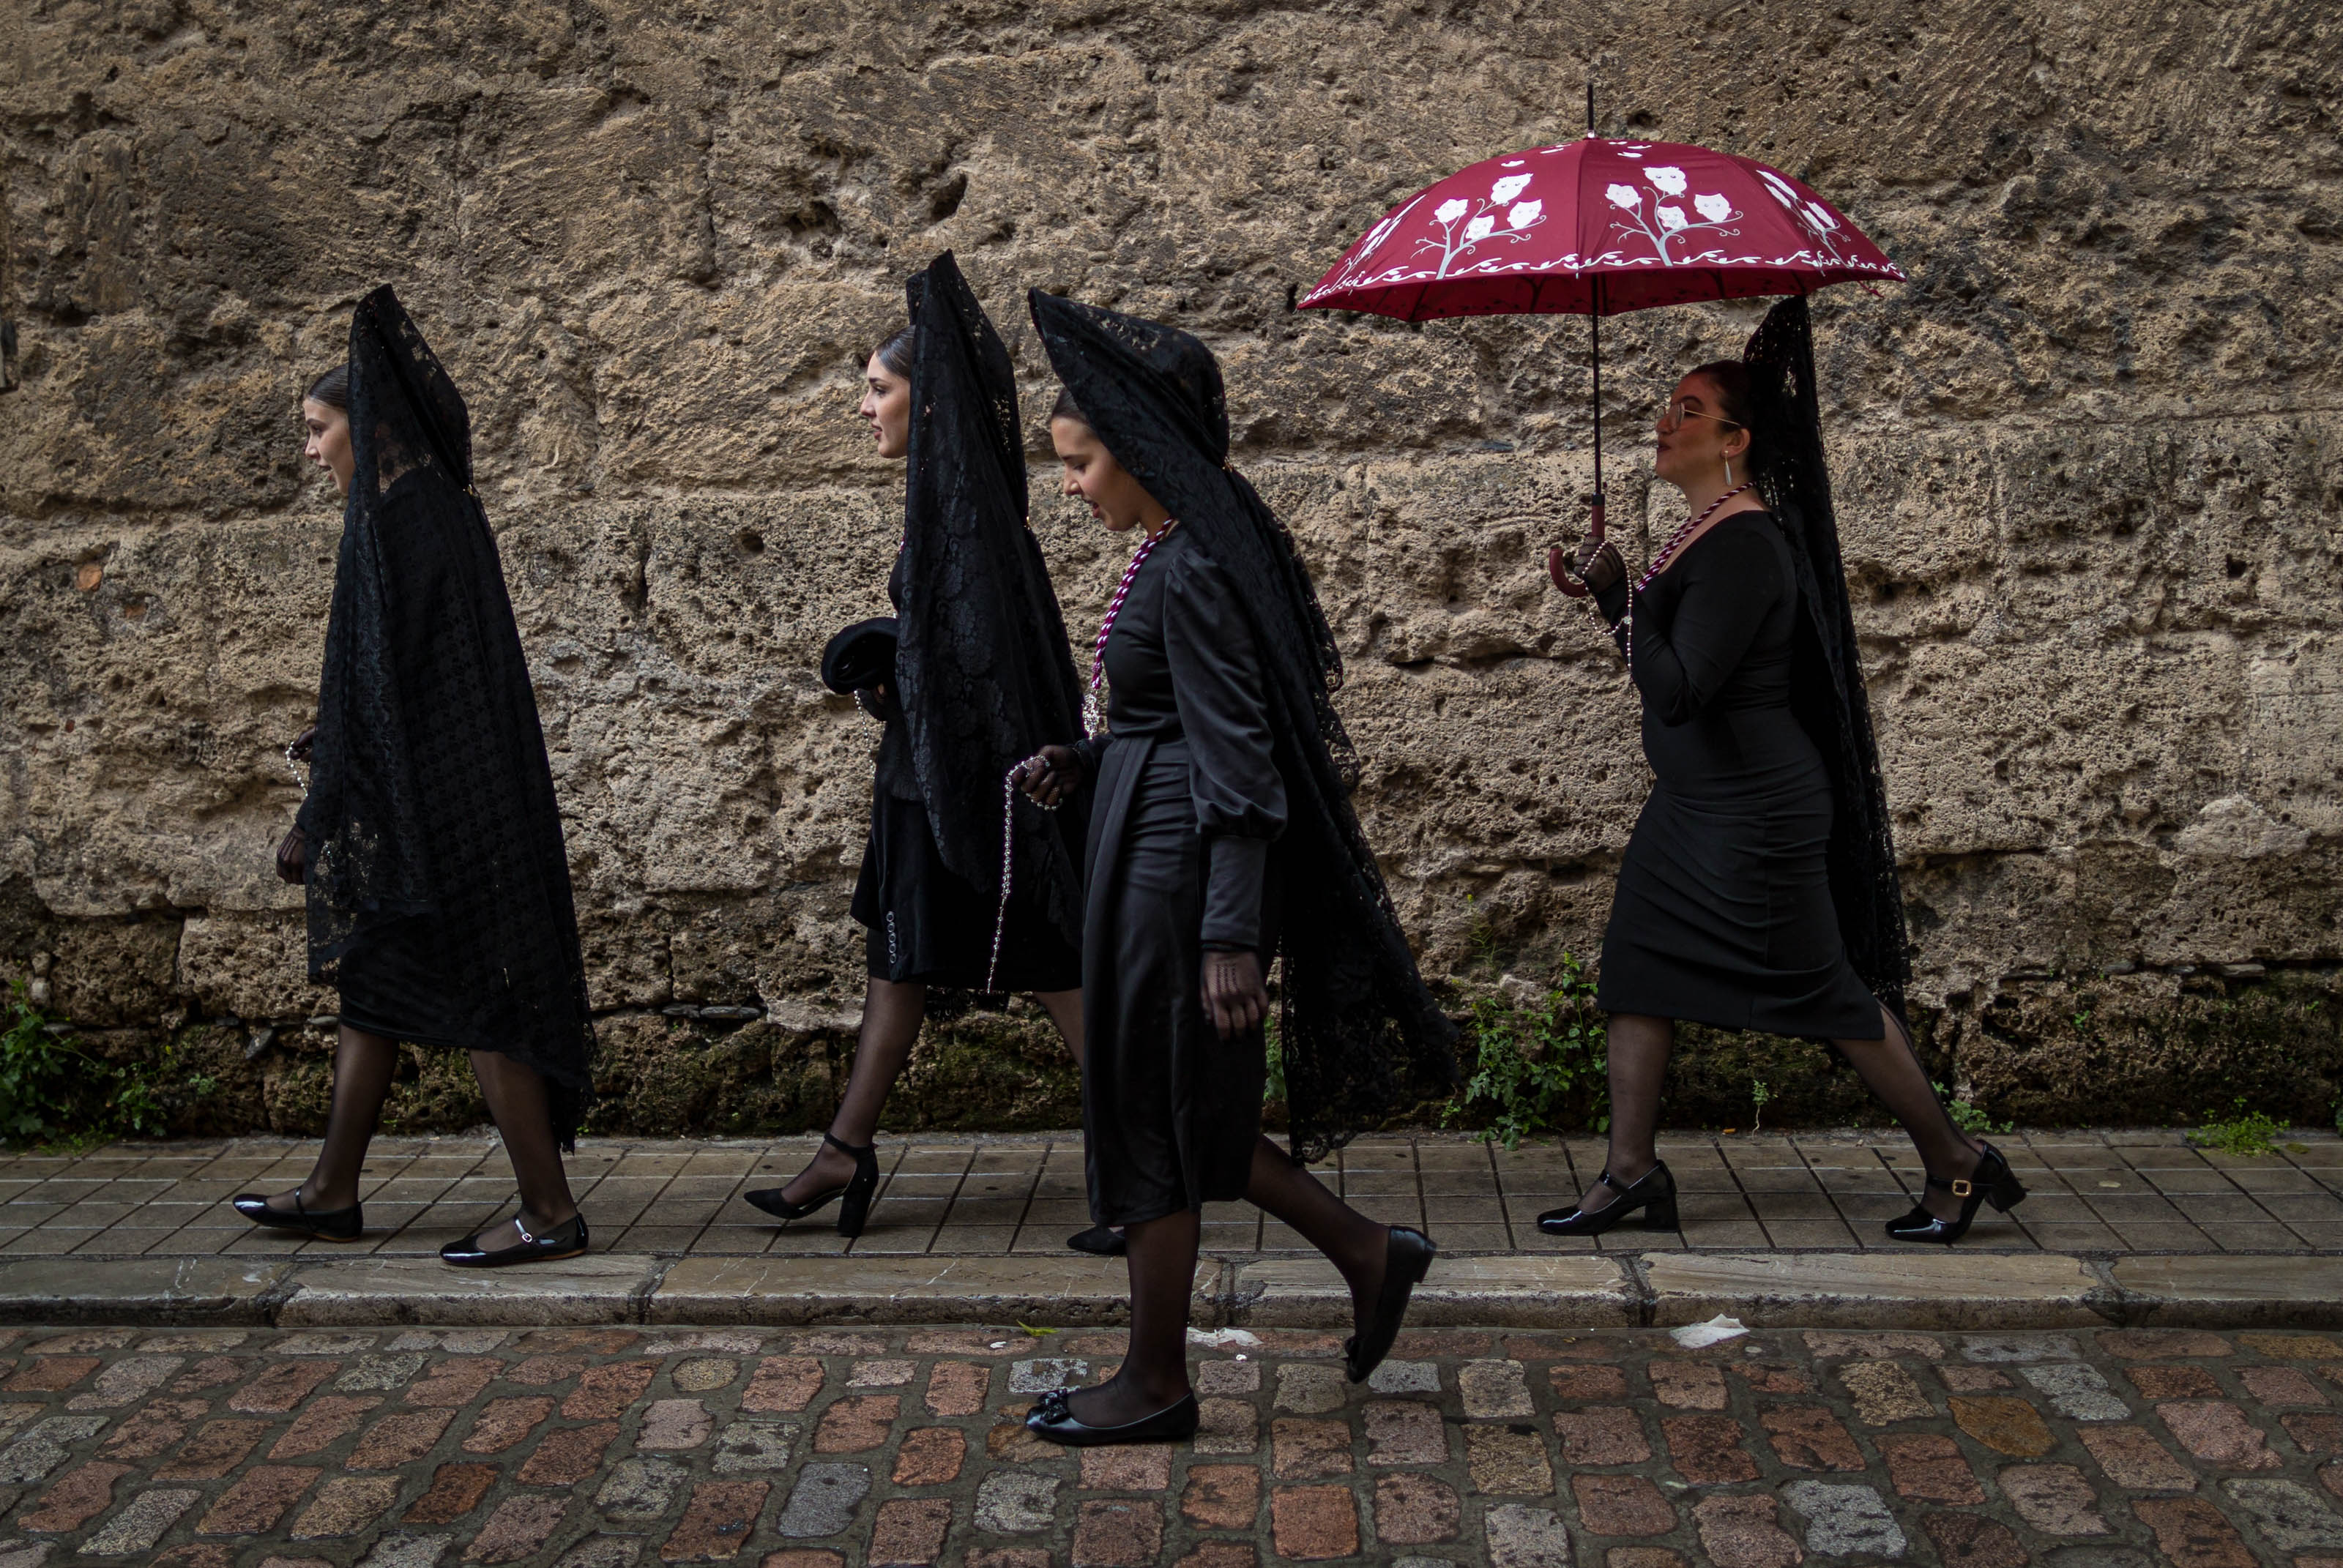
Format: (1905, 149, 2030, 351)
(177, 912, 332, 1023)
(46, 917, 181, 1027)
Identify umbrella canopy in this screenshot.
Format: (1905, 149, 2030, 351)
(1300, 136, 1903, 321)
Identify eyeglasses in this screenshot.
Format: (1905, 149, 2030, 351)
(1656, 401, 1742, 433)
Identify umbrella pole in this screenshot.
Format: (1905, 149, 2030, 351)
(1588, 277, 1605, 542)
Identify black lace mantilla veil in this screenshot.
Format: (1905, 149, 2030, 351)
(297, 284, 595, 1145)
(1029, 291, 1461, 1162)
(1744, 295, 1912, 1013)
(895, 254, 1087, 948)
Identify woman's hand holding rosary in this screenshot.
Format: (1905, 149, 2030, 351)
(1549, 534, 1625, 594)
(1201, 949, 1268, 1041)
(1012, 744, 1084, 809)
(275, 724, 319, 886)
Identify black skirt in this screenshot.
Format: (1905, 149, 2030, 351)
(852, 790, 1082, 993)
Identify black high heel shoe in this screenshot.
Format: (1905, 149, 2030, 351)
(441, 1212, 589, 1268)
(1025, 1388, 1200, 1447)
(231, 1191, 363, 1242)
(1345, 1226, 1438, 1384)
(1885, 1142, 2027, 1244)
(743, 1132, 881, 1239)
(1536, 1161, 1677, 1237)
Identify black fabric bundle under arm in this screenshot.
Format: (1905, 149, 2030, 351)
(1612, 524, 1784, 724)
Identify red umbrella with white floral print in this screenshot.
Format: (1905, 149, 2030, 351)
(1300, 114, 1903, 591)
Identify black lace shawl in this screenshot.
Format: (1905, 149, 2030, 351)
(895, 254, 1089, 949)
(1745, 296, 1912, 1011)
(297, 285, 595, 1143)
(1030, 291, 1460, 1160)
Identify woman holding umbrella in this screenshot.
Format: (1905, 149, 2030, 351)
(1011, 294, 1458, 1446)
(1543, 299, 2024, 1244)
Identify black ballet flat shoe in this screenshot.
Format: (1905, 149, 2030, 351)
(1536, 1161, 1677, 1237)
(1344, 1226, 1438, 1384)
(231, 1192, 363, 1242)
(1024, 1388, 1200, 1447)
(1065, 1225, 1128, 1257)
(743, 1132, 882, 1239)
(1885, 1142, 2027, 1244)
(440, 1213, 589, 1269)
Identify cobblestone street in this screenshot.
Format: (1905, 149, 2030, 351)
(0, 1319, 2341, 1564)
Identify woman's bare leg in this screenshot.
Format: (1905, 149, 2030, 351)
(261, 1024, 399, 1215)
(463, 1051, 580, 1250)
(778, 977, 927, 1204)
(1832, 1002, 1985, 1220)
(1573, 1012, 1673, 1214)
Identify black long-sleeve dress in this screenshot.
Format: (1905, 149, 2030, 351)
(1073, 528, 1286, 1226)
(1592, 511, 1882, 1039)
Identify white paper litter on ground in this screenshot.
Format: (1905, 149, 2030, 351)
(1186, 1329, 1263, 1348)
(1671, 1314, 1749, 1348)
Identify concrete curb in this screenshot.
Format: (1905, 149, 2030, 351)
(2, 1251, 2336, 1329)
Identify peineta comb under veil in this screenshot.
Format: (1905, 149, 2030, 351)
(297, 285, 595, 1146)
(1029, 291, 1460, 1161)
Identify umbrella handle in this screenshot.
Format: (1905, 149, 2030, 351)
(1547, 493, 1605, 597)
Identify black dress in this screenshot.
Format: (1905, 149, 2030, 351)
(1073, 529, 1286, 1227)
(850, 550, 1084, 992)
(1592, 511, 1882, 1039)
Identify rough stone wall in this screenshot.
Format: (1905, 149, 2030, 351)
(2, 1, 2338, 1137)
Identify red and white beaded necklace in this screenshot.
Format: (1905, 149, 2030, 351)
(1624, 482, 1752, 668)
(1081, 519, 1180, 737)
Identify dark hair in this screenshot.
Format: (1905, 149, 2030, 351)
(1685, 358, 1761, 467)
(306, 362, 350, 410)
(872, 325, 916, 378)
(1048, 385, 1087, 425)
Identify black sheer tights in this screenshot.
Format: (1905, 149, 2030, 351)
(1579, 1003, 1984, 1222)
(780, 979, 1084, 1206)
(1063, 1136, 1390, 1428)
(263, 1025, 578, 1246)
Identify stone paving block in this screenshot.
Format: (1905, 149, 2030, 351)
(1761, 1404, 1865, 1470)
(1939, 1364, 2012, 1391)
(235, 1360, 340, 1414)
(1483, 1502, 1573, 1567)
(2079, 1422, 2200, 1490)
(1917, 1511, 2028, 1568)
(2241, 1364, 2328, 1404)
(661, 1480, 768, 1562)
(2022, 1360, 2131, 1419)
(922, 1361, 987, 1416)
(1362, 1400, 1445, 1466)
(1273, 1362, 1344, 1413)
(463, 1496, 567, 1563)
(1962, 1332, 2082, 1363)
(404, 1359, 500, 1408)
(1949, 1395, 2057, 1457)
(198, 1465, 317, 1535)
(1878, 1431, 1984, 1501)
(2129, 1364, 2221, 1397)
(348, 1409, 455, 1468)
(157, 1419, 267, 1480)
(1557, 1404, 1650, 1466)
(1269, 1484, 1357, 1560)
(1069, 1498, 1159, 1566)
(1457, 1359, 1533, 1417)
(1007, 1359, 1087, 1395)
(811, 1394, 896, 1453)
(1646, 1250, 2101, 1326)
(289, 1474, 399, 1539)
(19, 1457, 132, 1531)
(595, 1458, 688, 1521)
(359, 1537, 454, 1568)
(520, 1421, 624, 1485)
(1781, 1480, 1907, 1557)
(1691, 1493, 1803, 1568)
(2157, 1399, 2282, 1468)
(712, 1419, 797, 1476)
(1193, 1397, 1256, 1455)
(2134, 1495, 2260, 1568)
(280, 1256, 656, 1326)
(1647, 1358, 1726, 1409)
(1233, 1253, 1634, 1328)
(1467, 1425, 1554, 1494)
(1549, 1362, 1628, 1400)
(641, 1398, 717, 1452)
(567, 1362, 659, 1419)
(1073, 1443, 1169, 1492)
(1371, 1472, 1461, 1543)
(676, 1358, 742, 1392)
(2222, 1476, 2343, 1550)
(406, 1463, 499, 1525)
(1270, 1417, 1351, 1480)
(272, 1395, 381, 1458)
(2000, 1462, 2112, 1534)
(335, 1354, 428, 1392)
(1839, 1359, 1933, 1423)
(68, 1354, 183, 1409)
(5, 1356, 98, 1392)
(81, 1485, 201, 1555)
(1178, 1463, 1259, 1529)
(972, 1471, 1057, 1534)
(1571, 1471, 1675, 1536)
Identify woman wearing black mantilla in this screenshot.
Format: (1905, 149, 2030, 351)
(1544, 296, 2022, 1246)
(241, 285, 596, 1267)
(745, 255, 1102, 1249)
(1012, 295, 1460, 1446)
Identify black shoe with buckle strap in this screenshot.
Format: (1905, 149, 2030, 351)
(231, 1190, 363, 1242)
(440, 1212, 589, 1268)
(1885, 1142, 2027, 1244)
(1535, 1161, 1677, 1237)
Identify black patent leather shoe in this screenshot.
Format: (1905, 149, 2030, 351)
(231, 1191, 363, 1242)
(1885, 1142, 2027, 1244)
(1345, 1226, 1438, 1384)
(1536, 1161, 1677, 1237)
(1065, 1225, 1128, 1257)
(1025, 1388, 1200, 1447)
(440, 1212, 589, 1268)
(744, 1132, 882, 1238)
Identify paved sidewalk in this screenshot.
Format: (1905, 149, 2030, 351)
(1, 1318, 2342, 1566)
(8, 1127, 2342, 1263)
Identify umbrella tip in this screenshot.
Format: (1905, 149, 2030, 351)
(1585, 81, 1595, 135)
